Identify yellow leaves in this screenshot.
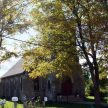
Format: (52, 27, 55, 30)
(56, 73, 62, 78)
(23, 45, 78, 79)
(23, 0, 84, 79)
(29, 70, 41, 79)
(23, 46, 54, 78)
(27, 61, 54, 78)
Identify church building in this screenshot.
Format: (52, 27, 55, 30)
(0, 59, 84, 102)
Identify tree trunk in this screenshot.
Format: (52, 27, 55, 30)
(93, 52, 101, 108)
(90, 65, 101, 108)
(74, 2, 101, 107)
(93, 78, 101, 108)
(0, 34, 2, 47)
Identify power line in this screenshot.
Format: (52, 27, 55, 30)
(2, 35, 77, 47)
(2, 35, 39, 46)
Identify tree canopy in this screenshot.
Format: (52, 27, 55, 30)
(23, 0, 83, 80)
(23, 0, 108, 107)
(0, 0, 30, 62)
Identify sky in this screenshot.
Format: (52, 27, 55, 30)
(0, 28, 37, 77)
(0, 1, 36, 77)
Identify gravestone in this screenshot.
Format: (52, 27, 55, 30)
(42, 97, 48, 108)
(20, 94, 28, 108)
(12, 97, 18, 108)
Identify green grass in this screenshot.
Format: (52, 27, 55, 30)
(0, 99, 108, 108)
(86, 96, 108, 103)
(103, 97, 108, 103)
(86, 96, 94, 100)
(45, 102, 108, 108)
(0, 101, 22, 108)
(46, 102, 92, 108)
(86, 96, 94, 102)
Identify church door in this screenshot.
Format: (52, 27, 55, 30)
(61, 77, 73, 95)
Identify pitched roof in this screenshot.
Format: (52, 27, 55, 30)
(1, 59, 24, 78)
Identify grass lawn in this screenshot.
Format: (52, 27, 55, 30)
(0, 100, 22, 108)
(86, 96, 95, 100)
(86, 96, 108, 103)
(46, 102, 92, 108)
(104, 97, 108, 103)
(0, 99, 108, 108)
(46, 102, 108, 108)
(86, 96, 94, 102)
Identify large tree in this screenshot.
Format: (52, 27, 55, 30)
(23, 0, 84, 98)
(0, 0, 30, 62)
(23, 0, 108, 108)
(71, 1, 108, 107)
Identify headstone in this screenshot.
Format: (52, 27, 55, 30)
(12, 97, 18, 108)
(20, 94, 28, 102)
(44, 97, 48, 102)
(42, 97, 48, 108)
(12, 97, 18, 102)
(20, 95, 28, 108)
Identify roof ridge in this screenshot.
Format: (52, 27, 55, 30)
(1, 59, 24, 78)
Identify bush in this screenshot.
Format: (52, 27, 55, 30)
(100, 89, 108, 101)
(85, 80, 94, 96)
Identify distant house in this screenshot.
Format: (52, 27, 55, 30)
(0, 59, 84, 102)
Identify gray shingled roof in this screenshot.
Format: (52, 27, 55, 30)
(1, 59, 24, 78)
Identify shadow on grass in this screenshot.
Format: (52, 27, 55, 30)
(46, 102, 92, 108)
(45, 102, 108, 108)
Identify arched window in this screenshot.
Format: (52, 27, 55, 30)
(34, 77, 39, 91)
(20, 77, 23, 91)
